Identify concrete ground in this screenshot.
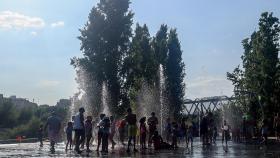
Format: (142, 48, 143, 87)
(0, 138, 280, 157)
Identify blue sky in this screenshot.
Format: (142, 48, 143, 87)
(0, 0, 279, 105)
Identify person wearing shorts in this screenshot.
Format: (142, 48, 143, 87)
(125, 108, 138, 153)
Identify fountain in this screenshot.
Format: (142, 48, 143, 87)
(101, 81, 111, 116)
(70, 64, 168, 136)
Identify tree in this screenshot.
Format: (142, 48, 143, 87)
(72, 0, 134, 116)
(228, 12, 280, 123)
(122, 23, 156, 108)
(166, 29, 185, 120)
(153, 24, 168, 69)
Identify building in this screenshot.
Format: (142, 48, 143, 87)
(0, 94, 38, 109)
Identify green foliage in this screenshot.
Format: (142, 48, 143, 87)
(72, 0, 186, 118)
(0, 101, 17, 128)
(166, 29, 186, 120)
(227, 12, 280, 123)
(153, 24, 168, 68)
(0, 100, 69, 140)
(72, 0, 133, 116)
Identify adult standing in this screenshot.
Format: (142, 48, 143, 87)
(222, 120, 230, 146)
(125, 108, 138, 153)
(147, 112, 158, 147)
(44, 111, 61, 153)
(200, 115, 208, 145)
(73, 107, 85, 154)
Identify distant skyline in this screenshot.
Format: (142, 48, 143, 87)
(1, 0, 280, 105)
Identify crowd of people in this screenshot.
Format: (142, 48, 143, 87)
(42, 108, 280, 154)
(42, 107, 235, 154)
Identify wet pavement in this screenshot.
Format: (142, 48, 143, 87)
(0, 138, 280, 157)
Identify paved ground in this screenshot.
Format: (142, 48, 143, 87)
(0, 139, 280, 157)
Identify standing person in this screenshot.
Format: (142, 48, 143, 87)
(44, 111, 61, 153)
(101, 116, 111, 153)
(165, 118, 172, 143)
(274, 113, 280, 141)
(222, 120, 230, 146)
(186, 125, 193, 147)
(213, 126, 218, 144)
(118, 118, 127, 146)
(38, 124, 44, 147)
(148, 112, 158, 147)
(139, 117, 147, 149)
(85, 116, 93, 152)
(180, 118, 187, 144)
(73, 107, 85, 154)
(200, 115, 208, 145)
(109, 116, 117, 149)
(125, 108, 138, 153)
(65, 122, 73, 151)
(171, 122, 179, 149)
(96, 114, 105, 152)
(261, 119, 268, 145)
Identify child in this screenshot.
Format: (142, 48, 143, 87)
(222, 120, 230, 145)
(109, 116, 116, 149)
(139, 117, 147, 149)
(102, 116, 111, 153)
(151, 131, 162, 150)
(118, 119, 126, 146)
(165, 118, 172, 143)
(96, 114, 105, 151)
(151, 131, 172, 150)
(186, 125, 193, 147)
(261, 119, 268, 145)
(65, 122, 73, 150)
(38, 124, 44, 147)
(85, 116, 93, 152)
(213, 126, 218, 144)
(171, 122, 179, 149)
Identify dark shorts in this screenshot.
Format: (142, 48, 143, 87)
(67, 134, 72, 141)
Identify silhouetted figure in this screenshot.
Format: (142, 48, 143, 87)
(186, 124, 194, 147)
(109, 116, 116, 149)
(65, 121, 73, 150)
(148, 112, 158, 147)
(38, 124, 43, 147)
(165, 118, 172, 143)
(261, 119, 268, 145)
(222, 120, 230, 146)
(139, 117, 147, 149)
(118, 119, 126, 146)
(85, 116, 93, 152)
(125, 108, 138, 153)
(73, 107, 85, 154)
(171, 122, 179, 149)
(200, 116, 208, 145)
(101, 116, 110, 153)
(213, 126, 217, 144)
(96, 114, 105, 152)
(44, 111, 61, 153)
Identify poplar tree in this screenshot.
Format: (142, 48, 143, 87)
(166, 29, 185, 119)
(71, 0, 133, 115)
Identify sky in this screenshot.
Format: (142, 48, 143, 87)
(0, 0, 280, 105)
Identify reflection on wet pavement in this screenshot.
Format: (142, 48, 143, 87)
(0, 139, 280, 157)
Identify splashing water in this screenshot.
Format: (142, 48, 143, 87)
(101, 82, 111, 116)
(159, 64, 169, 135)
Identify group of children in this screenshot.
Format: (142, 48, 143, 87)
(40, 107, 197, 153)
(64, 112, 116, 153)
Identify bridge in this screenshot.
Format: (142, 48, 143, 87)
(183, 95, 237, 115)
